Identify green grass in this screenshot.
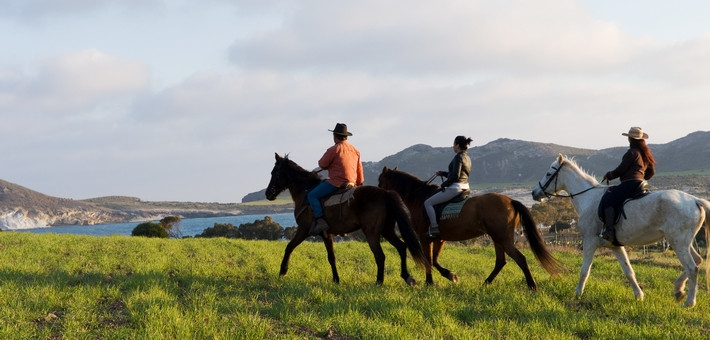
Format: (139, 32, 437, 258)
(0, 233, 708, 339)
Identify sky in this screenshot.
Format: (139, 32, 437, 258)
(2, 0, 709, 203)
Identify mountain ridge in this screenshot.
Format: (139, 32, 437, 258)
(241, 131, 710, 202)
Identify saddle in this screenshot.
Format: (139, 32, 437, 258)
(424, 189, 471, 224)
(597, 181, 650, 224)
(322, 185, 357, 207)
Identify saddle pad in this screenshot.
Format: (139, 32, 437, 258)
(597, 190, 651, 224)
(440, 198, 469, 220)
(323, 187, 357, 207)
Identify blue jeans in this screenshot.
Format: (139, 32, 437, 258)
(307, 181, 337, 219)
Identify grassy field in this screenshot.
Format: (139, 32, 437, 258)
(0, 233, 709, 339)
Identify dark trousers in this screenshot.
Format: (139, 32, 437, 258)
(600, 180, 643, 220)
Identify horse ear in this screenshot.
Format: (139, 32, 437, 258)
(275, 153, 281, 160)
(557, 153, 563, 164)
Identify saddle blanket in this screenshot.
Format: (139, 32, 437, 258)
(323, 187, 357, 207)
(440, 198, 469, 220)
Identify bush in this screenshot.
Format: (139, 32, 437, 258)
(196, 223, 239, 238)
(132, 221, 169, 238)
(160, 216, 183, 238)
(238, 216, 283, 240)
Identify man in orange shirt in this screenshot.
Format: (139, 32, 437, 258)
(308, 123, 365, 235)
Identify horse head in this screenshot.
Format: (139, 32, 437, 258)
(377, 166, 397, 190)
(532, 154, 567, 201)
(265, 153, 290, 200)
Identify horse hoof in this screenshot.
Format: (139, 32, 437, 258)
(675, 291, 686, 302)
(406, 276, 417, 286)
(448, 273, 459, 283)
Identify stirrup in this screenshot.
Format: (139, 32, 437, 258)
(427, 225, 440, 237)
(309, 218, 329, 236)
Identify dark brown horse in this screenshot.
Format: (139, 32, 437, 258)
(265, 154, 428, 285)
(378, 167, 560, 290)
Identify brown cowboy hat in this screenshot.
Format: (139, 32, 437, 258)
(329, 123, 353, 136)
(622, 127, 649, 140)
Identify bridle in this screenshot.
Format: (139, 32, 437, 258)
(537, 161, 597, 199)
(266, 160, 288, 199)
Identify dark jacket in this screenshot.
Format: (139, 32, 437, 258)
(605, 147, 655, 182)
(439, 151, 471, 188)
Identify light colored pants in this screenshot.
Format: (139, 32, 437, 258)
(424, 187, 465, 227)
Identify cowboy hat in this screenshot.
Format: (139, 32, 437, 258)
(622, 127, 649, 140)
(329, 123, 353, 136)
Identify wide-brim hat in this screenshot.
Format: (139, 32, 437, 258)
(329, 123, 353, 136)
(622, 127, 649, 140)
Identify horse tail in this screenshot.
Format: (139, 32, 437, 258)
(512, 199, 562, 276)
(386, 191, 428, 269)
(696, 198, 710, 290)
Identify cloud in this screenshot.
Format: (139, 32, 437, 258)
(0, 49, 149, 117)
(228, 0, 640, 75)
(2, 0, 710, 203)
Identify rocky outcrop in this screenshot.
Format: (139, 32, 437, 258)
(0, 207, 129, 230)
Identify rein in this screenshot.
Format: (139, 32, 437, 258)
(537, 162, 597, 199)
(425, 173, 440, 185)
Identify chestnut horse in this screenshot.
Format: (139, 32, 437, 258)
(378, 167, 560, 290)
(265, 154, 427, 285)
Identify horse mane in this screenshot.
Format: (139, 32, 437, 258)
(383, 168, 437, 202)
(561, 156, 600, 185)
(282, 155, 322, 187)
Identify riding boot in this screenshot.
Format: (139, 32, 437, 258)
(600, 207, 616, 242)
(427, 224, 440, 237)
(309, 218, 329, 236)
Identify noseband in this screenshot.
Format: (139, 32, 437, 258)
(537, 162, 596, 199)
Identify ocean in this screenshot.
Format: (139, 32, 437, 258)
(16, 213, 297, 237)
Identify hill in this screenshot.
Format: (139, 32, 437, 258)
(243, 130, 710, 201)
(364, 131, 710, 186)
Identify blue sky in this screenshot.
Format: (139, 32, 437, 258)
(1, 0, 709, 202)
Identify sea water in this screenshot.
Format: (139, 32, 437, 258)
(16, 213, 297, 237)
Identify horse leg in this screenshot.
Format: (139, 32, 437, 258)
(575, 238, 599, 299)
(322, 233, 340, 284)
(423, 239, 435, 285)
(483, 243, 507, 286)
(673, 245, 701, 303)
(672, 245, 700, 307)
(502, 242, 537, 291)
(432, 240, 458, 283)
(611, 246, 644, 301)
(280, 227, 309, 277)
(366, 235, 387, 285)
(382, 228, 416, 286)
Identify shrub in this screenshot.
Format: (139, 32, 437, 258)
(196, 223, 239, 238)
(131, 221, 169, 238)
(160, 216, 183, 238)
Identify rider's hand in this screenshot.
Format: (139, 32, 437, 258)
(602, 172, 612, 182)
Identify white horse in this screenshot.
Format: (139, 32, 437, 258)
(532, 154, 710, 307)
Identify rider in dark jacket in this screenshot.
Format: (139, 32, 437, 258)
(424, 135, 473, 236)
(599, 127, 656, 244)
